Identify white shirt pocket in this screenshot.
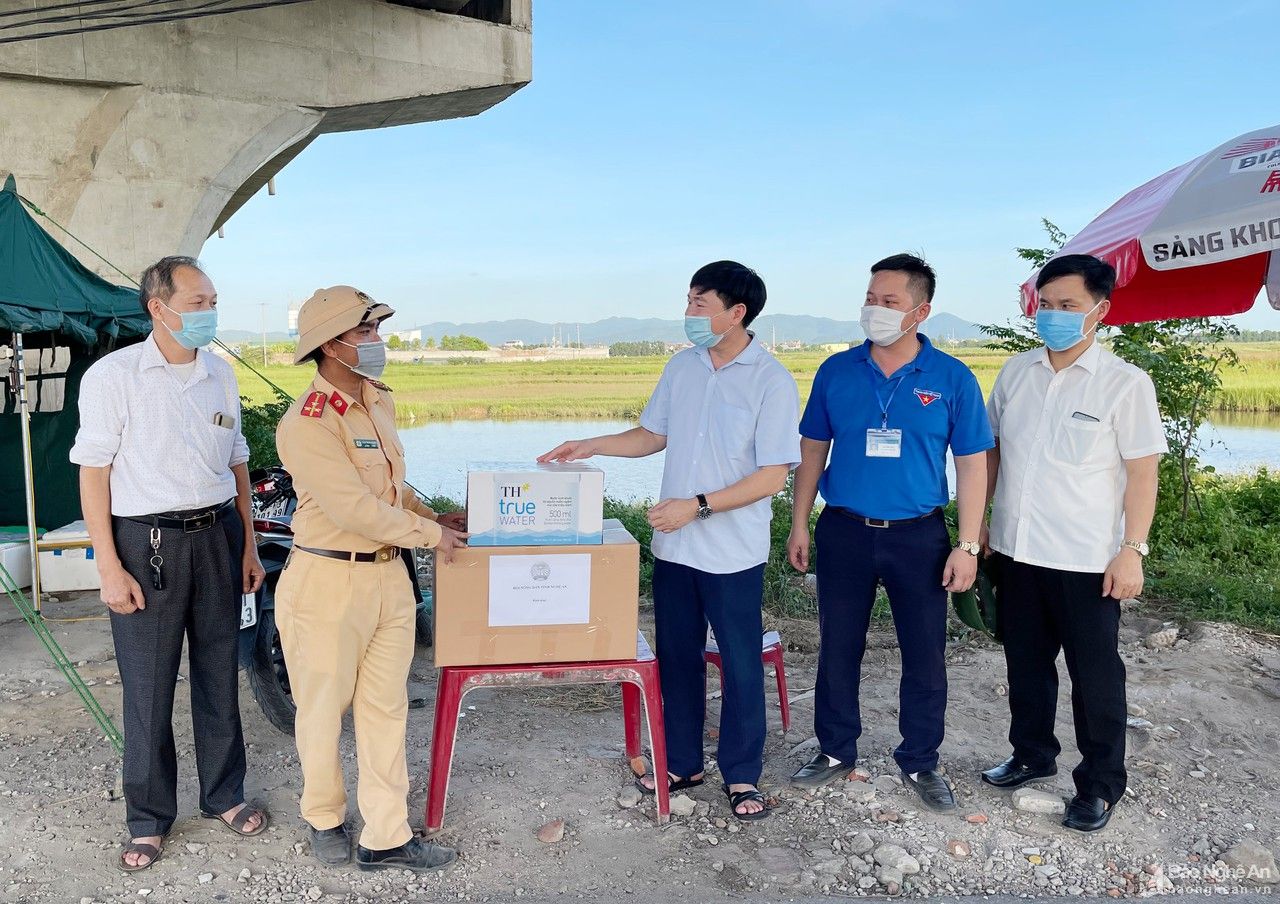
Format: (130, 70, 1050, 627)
(1049, 416, 1110, 469)
(713, 404, 757, 468)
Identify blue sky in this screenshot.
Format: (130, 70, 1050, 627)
(203, 0, 1279, 333)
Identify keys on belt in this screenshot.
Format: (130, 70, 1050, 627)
(296, 545, 401, 563)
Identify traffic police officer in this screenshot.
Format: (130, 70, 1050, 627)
(275, 286, 467, 871)
(787, 254, 993, 811)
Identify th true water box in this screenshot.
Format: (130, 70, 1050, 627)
(466, 462, 605, 547)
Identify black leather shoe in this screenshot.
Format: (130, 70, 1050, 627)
(790, 752, 850, 788)
(1062, 795, 1114, 833)
(356, 837, 457, 873)
(980, 756, 1058, 789)
(309, 824, 351, 866)
(902, 769, 956, 812)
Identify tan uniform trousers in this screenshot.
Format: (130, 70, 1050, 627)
(275, 548, 416, 851)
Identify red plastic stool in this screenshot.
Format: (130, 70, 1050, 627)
(425, 635, 669, 832)
(704, 631, 790, 733)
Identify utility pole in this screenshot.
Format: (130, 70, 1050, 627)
(258, 302, 268, 365)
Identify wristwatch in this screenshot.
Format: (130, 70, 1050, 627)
(956, 540, 981, 556)
(1122, 539, 1150, 557)
(696, 493, 713, 520)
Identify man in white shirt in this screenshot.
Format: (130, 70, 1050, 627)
(540, 261, 800, 822)
(980, 254, 1166, 833)
(71, 257, 268, 871)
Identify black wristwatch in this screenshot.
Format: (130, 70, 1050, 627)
(696, 493, 713, 520)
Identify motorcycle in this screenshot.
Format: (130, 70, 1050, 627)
(238, 466, 434, 734)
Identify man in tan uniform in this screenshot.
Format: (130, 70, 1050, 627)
(275, 286, 466, 871)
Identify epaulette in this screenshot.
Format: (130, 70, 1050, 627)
(300, 391, 328, 418)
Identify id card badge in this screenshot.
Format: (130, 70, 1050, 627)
(866, 428, 903, 458)
(240, 592, 257, 630)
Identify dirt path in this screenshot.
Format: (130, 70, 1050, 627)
(2, 594, 1278, 903)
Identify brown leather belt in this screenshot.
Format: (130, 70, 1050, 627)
(296, 544, 401, 563)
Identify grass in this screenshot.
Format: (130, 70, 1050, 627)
(235, 342, 1280, 420)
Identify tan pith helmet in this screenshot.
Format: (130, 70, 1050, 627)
(292, 286, 394, 365)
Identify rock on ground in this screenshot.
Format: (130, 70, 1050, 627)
(1221, 840, 1280, 884)
(1012, 787, 1066, 814)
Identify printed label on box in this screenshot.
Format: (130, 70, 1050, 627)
(488, 553, 591, 627)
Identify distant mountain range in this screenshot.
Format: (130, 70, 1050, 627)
(403, 312, 984, 346)
(216, 312, 985, 348)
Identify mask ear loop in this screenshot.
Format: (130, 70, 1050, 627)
(1079, 298, 1106, 342)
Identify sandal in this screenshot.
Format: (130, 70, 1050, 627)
(118, 840, 164, 872)
(724, 784, 770, 822)
(200, 804, 269, 837)
(634, 772, 705, 796)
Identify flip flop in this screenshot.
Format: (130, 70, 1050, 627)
(634, 773, 705, 796)
(118, 840, 163, 872)
(200, 804, 269, 837)
(724, 785, 771, 822)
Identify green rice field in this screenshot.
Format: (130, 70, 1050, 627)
(235, 343, 1280, 421)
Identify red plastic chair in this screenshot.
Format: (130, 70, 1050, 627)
(425, 635, 669, 832)
(704, 631, 791, 733)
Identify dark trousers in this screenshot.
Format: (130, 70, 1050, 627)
(109, 507, 248, 837)
(652, 558, 766, 786)
(995, 553, 1127, 804)
(813, 506, 951, 773)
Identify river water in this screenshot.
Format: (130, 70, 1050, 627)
(401, 413, 1280, 504)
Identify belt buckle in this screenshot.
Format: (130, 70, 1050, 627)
(184, 512, 214, 533)
(376, 547, 393, 562)
(864, 517, 890, 529)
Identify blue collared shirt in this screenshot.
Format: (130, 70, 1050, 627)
(639, 336, 801, 574)
(799, 335, 993, 521)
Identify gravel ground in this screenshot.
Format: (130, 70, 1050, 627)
(1, 590, 1278, 903)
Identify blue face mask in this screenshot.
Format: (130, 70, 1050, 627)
(1035, 299, 1103, 352)
(684, 311, 731, 348)
(160, 302, 218, 349)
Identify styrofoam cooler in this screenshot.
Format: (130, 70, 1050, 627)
(0, 539, 33, 590)
(38, 520, 100, 593)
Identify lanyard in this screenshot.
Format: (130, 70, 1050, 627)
(875, 374, 907, 429)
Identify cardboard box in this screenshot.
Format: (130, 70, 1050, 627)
(433, 519, 639, 667)
(38, 520, 100, 593)
(466, 461, 604, 547)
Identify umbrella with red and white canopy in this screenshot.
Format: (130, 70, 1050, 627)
(1020, 124, 1280, 324)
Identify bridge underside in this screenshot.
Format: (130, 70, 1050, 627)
(0, 0, 531, 280)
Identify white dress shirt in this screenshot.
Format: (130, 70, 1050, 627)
(70, 334, 249, 516)
(987, 340, 1167, 573)
(639, 336, 801, 575)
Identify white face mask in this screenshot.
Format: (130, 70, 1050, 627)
(860, 302, 924, 347)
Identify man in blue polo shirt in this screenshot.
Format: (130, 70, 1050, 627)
(787, 254, 992, 811)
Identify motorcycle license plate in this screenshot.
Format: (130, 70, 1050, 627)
(240, 592, 258, 630)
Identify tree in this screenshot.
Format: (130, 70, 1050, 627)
(440, 333, 488, 351)
(410, 338, 422, 350)
(609, 340, 667, 357)
(387, 335, 404, 350)
(425, 336, 437, 349)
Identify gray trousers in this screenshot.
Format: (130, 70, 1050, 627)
(109, 506, 247, 837)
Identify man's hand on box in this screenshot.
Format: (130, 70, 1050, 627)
(438, 511, 467, 532)
(648, 498, 698, 534)
(435, 524, 470, 565)
(537, 439, 595, 463)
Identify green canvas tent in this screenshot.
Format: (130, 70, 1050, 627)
(1, 174, 151, 533)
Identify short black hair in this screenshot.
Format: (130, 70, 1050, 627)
(870, 253, 936, 304)
(1035, 253, 1116, 301)
(139, 255, 204, 313)
(690, 260, 766, 326)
